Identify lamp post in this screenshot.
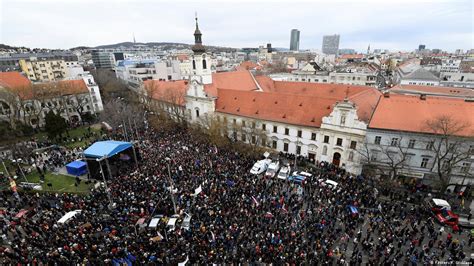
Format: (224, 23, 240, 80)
(165, 157, 177, 214)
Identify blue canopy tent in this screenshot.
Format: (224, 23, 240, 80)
(84, 140, 133, 158)
(83, 140, 136, 180)
(66, 161, 88, 176)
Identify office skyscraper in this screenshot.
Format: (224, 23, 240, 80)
(322, 34, 340, 55)
(290, 29, 300, 51)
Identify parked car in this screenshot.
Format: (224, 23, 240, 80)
(425, 198, 460, 231)
(425, 198, 451, 213)
(250, 159, 271, 175)
(318, 179, 338, 190)
(435, 209, 460, 231)
(288, 171, 311, 184)
(265, 161, 280, 178)
(277, 165, 291, 180)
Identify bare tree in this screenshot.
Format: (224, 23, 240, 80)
(99, 99, 145, 139)
(358, 136, 411, 179)
(162, 87, 187, 126)
(423, 115, 474, 191)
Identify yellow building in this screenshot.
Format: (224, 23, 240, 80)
(19, 58, 67, 82)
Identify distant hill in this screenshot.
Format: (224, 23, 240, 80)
(77, 41, 237, 53)
(0, 43, 31, 51)
(92, 42, 191, 49)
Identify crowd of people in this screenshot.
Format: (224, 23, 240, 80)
(0, 127, 472, 264)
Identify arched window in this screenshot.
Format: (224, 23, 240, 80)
(195, 109, 200, 118)
(202, 59, 207, 69)
(322, 145, 328, 155)
(192, 60, 196, 70)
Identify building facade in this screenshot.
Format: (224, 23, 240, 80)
(290, 29, 300, 51)
(322, 34, 340, 55)
(0, 72, 104, 127)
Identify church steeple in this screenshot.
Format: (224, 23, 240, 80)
(192, 13, 205, 54)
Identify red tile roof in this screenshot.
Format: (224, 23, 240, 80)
(204, 70, 260, 97)
(0, 72, 31, 88)
(215, 89, 337, 127)
(339, 54, 364, 60)
(369, 94, 474, 137)
(143, 80, 188, 106)
(390, 84, 474, 98)
(0, 73, 88, 100)
(235, 61, 262, 71)
(215, 79, 381, 127)
(253, 79, 381, 121)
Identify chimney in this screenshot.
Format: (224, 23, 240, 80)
(420, 94, 426, 100)
(383, 91, 390, 98)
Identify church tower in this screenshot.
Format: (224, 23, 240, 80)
(190, 15, 212, 85)
(186, 14, 216, 123)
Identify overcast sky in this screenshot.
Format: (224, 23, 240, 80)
(1, 0, 472, 52)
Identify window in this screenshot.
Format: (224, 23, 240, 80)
(283, 143, 289, 152)
(408, 139, 416, 149)
(202, 59, 207, 69)
(242, 120, 246, 127)
(370, 151, 378, 162)
(390, 138, 399, 146)
(251, 135, 256, 144)
(322, 146, 327, 155)
(195, 109, 200, 118)
(262, 123, 266, 131)
(261, 139, 266, 147)
(421, 158, 429, 168)
(311, 133, 316, 141)
(297, 130, 302, 138)
(296, 145, 301, 155)
(374, 136, 381, 145)
(233, 131, 237, 140)
(336, 138, 343, 146)
(192, 60, 196, 70)
(285, 128, 289, 135)
(350, 141, 357, 149)
(348, 151, 354, 162)
(252, 122, 256, 129)
(461, 162, 471, 173)
(241, 134, 246, 142)
(426, 141, 434, 150)
(233, 119, 236, 125)
(272, 140, 277, 149)
(273, 126, 277, 133)
(442, 160, 450, 170)
(324, 135, 329, 144)
(340, 115, 346, 126)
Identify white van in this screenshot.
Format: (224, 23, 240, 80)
(277, 166, 291, 180)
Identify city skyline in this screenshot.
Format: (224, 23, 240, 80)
(1, 0, 472, 52)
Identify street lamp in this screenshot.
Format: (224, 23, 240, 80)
(165, 157, 177, 214)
